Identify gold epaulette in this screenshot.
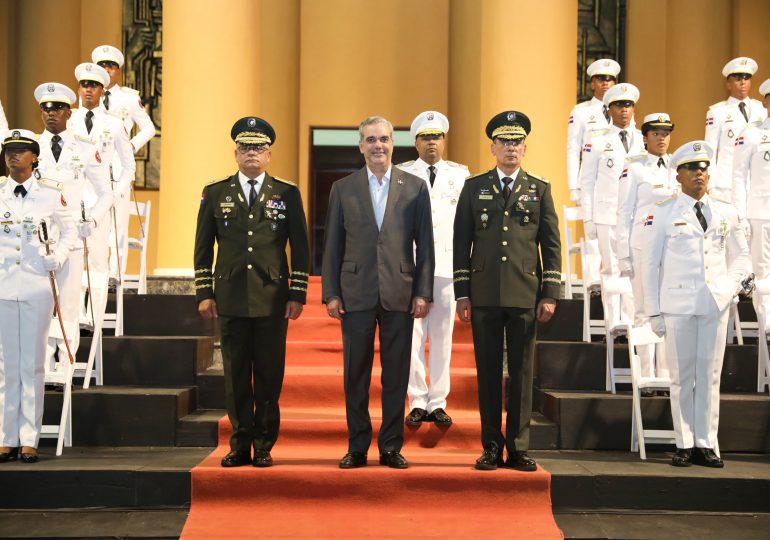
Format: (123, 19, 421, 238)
(38, 178, 63, 191)
(74, 133, 96, 145)
(655, 195, 676, 206)
(272, 176, 297, 186)
(589, 127, 610, 138)
(446, 160, 469, 170)
(709, 100, 727, 110)
(526, 172, 548, 184)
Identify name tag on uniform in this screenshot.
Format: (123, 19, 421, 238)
(674, 221, 687, 227)
(478, 194, 493, 200)
(653, 184, 664, 188)
(220, 202, 235, 208)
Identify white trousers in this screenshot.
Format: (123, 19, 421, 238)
(630, 247, 668, 378)
(109, 184, 131, 281)
(408, 276, 456, 412)
(596, 224, 634, 327)
(47, 248, 84, 369)
(81, 218, 111, 327)
(663, 304, 728, 450)
(0, 297, 54, 447)
(583, 237, 601, 288)
(750, 219, 770, 331)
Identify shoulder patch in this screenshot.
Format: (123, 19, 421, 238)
(626, 151, 648, 163)
(589, 128, 610, 138)
(525, 172, 548, 184)
(272, 176, 297, 186)
(38, 177, 64, 191)
(446, 160, 469, 170)
(0, 176, 7, 187)
(709, 100, 727, 110)
(74, 133, 96, 145)
(655, 195, 676, 206)
(122, 87, 140, 96)
(397, 160, 415, 167)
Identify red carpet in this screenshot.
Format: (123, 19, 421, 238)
(181, 277, 563, 539)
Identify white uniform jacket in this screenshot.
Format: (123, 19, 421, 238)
(397, 158, 469, 278)
(37, 129, 113, 231)
(615, 152, 677, 260)
(0, 175, 77, 300)
(566, 97, 609, 192)
(705, 97, 767, 193)
(102, 84, 156, 152)
(641, 193, 750, 316)
(731, 118, 770, 221)
(579, 125, 644, 226)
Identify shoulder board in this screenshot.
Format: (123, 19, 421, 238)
(709, 100, 727, 110)
(206, 177, 230, 187)
(38, 177, 63, 191)
(747, 119, 763, 129)
(397, 160, 415, 167)
(122, 87, 140, 96)
(446, 160, 469, 170)
(626, 151, 648, 163)
(272, 176, 297, 186)
(74, 133, 96, 145)
(0, 176, 7, 187)
(575, 100, 592, 109)
(588, 129, 610, 140)
(655, 195, 676, 206)
(709, 190, 730, 204)
(526, 172, 548, 184)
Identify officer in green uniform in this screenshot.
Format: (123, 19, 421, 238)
(453, 111, 561, 472)
(194, 117, 310, 468)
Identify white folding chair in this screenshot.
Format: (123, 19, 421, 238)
(123, 200, 151, 295)
(562, 205, 584, 299)
(626, 323, 676, 460)
(603, 275, 634, 392)
(754, 279, 770, 392)
(41, 361, 75, 456)
(79, 270, 109, 389)
(581, 239, 606, 343)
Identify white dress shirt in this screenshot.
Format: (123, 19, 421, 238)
(367, 166, 391, 230)
(239, 171, 265, 204)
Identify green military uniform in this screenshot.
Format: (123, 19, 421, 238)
(194, 118, 309, 460)
(454, 111, 561, 457)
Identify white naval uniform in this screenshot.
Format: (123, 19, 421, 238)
(705, 97, 767, 199)
(397, 158, 468, 412)
(0, 174, 76, 447)
(36, 130, 112, 367)
(69, 108, 136, 325)
(641, 193, 749, 450)
(102, 84, 155, 280)
(732, 117, 770, 328)
(579, 125, 643, 326)
(566, 97, 608, 289)
(616, 151, 677, 377)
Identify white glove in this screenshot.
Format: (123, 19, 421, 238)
(584, 220, 597, 240)
(650, 315, 666, 337)
(42, 254, 61, 272)
(569, 189, 582, 203)
(77, 221, 93, 239)
(618, 258, 634, 278)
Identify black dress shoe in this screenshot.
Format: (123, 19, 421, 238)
(379, 451, 408, 469)
(20, 451, 38, 464)
(671, 448, 693, 467)
(339, 452, 367, 469)
(0, 448, 18, 463)
(505, 451, 537, 472)
(252, 449, 273, 468)
(693, 447, 724, 468)
(475, 444, 504, 470)
(405, 408, 428, 426)
(221, 450, 251, 467)
(427, 408, 453, 426)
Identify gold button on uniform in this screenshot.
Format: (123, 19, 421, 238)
(504, 211, 509, 216)
(248, 231, 253, 236)
(247, 264, 253, 269)
(503, 226, 508, 231)
(248, 247, 253, 252)
(502, 241, 508, 246)
(501, 256, 507, 262)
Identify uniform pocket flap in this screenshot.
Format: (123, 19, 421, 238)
(268, 266, 281, 280)
(522, 259, 537, 274)
(400, 261, 415, 273)
(341, 261, 357, 273)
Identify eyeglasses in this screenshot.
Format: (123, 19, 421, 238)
(495, 139, 524, 148)
(729, 73, 752, 81)
(237, 143, 269, 154)
(79, 80, 102, 88)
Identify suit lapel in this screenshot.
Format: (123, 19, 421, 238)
(354, 168, 378, 229)
(381, 167, 405, 229)
(480, 170, 504, 210)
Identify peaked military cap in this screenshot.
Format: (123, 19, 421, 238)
(485, 110, 531, 140)
(2, 129, 40, 155)
(231, 116, 275, 146)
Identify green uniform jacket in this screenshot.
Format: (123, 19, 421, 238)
(453, 168, 561, 307)
(194, 172, 310, 317)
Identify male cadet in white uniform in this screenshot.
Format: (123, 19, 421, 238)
(397, 111, 469, 427)
(642, 141, 749, 468)
(579, 83, 643, 328)
(0, 130, 76, 463)
(566, 59, 620, 291)
(69, 62, 135, 328)
(92, 44, 155, 283)
(733, 78, 770, 332)
(35, 83, 113, 369)
(616, 113, 677, 385)
(705, 56, 767, 200)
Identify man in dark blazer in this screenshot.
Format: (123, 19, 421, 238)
(454, 111, 561, 472)
(322, 115, 435, 469)
(194, 117, 310, 468)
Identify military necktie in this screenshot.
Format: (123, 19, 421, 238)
(103, 90, 111, 111)
(619, 130, 629, 153)
(602, 105, 610, 123)
(51, 135, 62, 162)
(85, 110, 94, 134)
(248, 179, 258, 208)
(739, 101, 749, 123)
(14, 185, 27, 198)
(502, 176, 514, 202)
(428, 165, 436, 187)
(657, 157, 665, 168)
(694, 201, 707, 232)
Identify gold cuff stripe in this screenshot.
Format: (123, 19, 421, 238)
(291, 271, 310, 277)
(195, 284, 213, 290)
(195, 277, 213, 282)
(195, 268, 212, 274)
(453, 269, 470, 274)
(543, 278, 561, 284)
(543, 271, 561, 276)
(453, 277, 470, 283)
(290, 286, 308, 291)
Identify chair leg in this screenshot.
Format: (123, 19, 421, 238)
(607, 331, 615, 393)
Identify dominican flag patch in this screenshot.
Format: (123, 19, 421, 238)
(706, 117, 715, 126)
(583, 143, 592, 153)
(644, 215, 654, 226)
(735, 136, 745, 146)
(568, 115, 574, 124)
(621, 168, 629, 179)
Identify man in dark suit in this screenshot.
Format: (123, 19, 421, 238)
(454, 111, 561, 471)
(322, 115, 435, 469)
(194, 117, 310, 468)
